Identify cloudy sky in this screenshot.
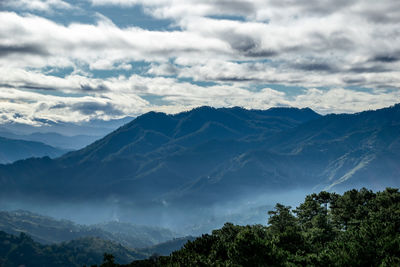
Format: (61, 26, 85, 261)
(1, 0, 400, 125)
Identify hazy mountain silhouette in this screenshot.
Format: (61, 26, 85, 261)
(0, 116, 134, 136)
(0, 136, 66, 164)
(0, 210, 178, 248)
(0, 131, 101, 150)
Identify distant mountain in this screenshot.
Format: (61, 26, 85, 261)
(0, 116, 133, 137)
(94, 222, 178, 248)
(0, 210, 178, 249)
(137, 236, 196, 256)
(0, 104, 399, 231)
(0, 136, 66, 164)
(0, 131, 101, 150)
(0, 230, 146, 266)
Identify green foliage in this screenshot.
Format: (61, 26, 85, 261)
(0, 232, 146, 267)
(123, 187, 400, 267)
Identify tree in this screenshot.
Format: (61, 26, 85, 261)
(100, 253, 117, 267)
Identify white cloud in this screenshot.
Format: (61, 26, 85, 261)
(90, 59, 132, 71)
(1, 0, 400, 123)
(294, 88, 400, 114)
(1, 8, 400, 90)
(1, 67, 399, 125)
(4, 0, 73, 12)
(0, 84, 149, 125)
(0, 12, 229, 68)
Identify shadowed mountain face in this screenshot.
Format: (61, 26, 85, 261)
(0, 106, 319, 201)
(0, 105, 399, 229)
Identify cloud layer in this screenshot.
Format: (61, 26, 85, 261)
(1, 0, 399, 124)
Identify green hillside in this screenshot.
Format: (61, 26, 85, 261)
(0, 231, 146, 267)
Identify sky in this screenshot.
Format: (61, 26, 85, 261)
(1, 0, 400, 125)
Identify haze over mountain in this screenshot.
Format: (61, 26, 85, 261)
(0, 137, 66, 164)
(0, 210, 178, 249)
(0, 210, 194, 264)
(0, 104, 399, 232)
(0, 131, 101, 151)
(0, 117, 134, 152)
(0, 117, 134, 137)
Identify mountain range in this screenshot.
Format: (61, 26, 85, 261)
(0, 210, 178, 248)
(0, 104, 399, 231)
(0, 137, 66, 164)
(0, 116, 135, 163)
(0, 116, 134, 150)
(0, 131, 100, 150)
(0, 116, 133, 137)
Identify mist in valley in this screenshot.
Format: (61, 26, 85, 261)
(0, 188, 317, 236)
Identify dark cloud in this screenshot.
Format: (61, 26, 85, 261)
(51, 101, 123, 116)
(23, 85, 55, 90)
(301, 0, 352, 15)
(222, 32, 277, 58)
(50, 103, 68, 110)
(80, 84, 110, 92)
(162, 64, 179, 75)
(370, 54, 399, 63)
(364, 12, 391, 23)
(292, 62, 337, 72)
(217, 77, 255, 82)
(214, 0, 255, 16)
(0, 83, 56, 91)
(33, 118, 57, 125)
(71, 102, 123, 116)
(342, 77, 367, 84)
(0, 44, 48, 57)
(13, 113, 23, 119)
(361, 8, 400, 24)
(228, 34, 257, 53)
(350, 65, 389, 73)
(245, 49, 277, 58)
(0, 83, 16, 88)
(310, 32, 354, 51)
(375, 84, 400, 90)
(269, 0, 352, 16)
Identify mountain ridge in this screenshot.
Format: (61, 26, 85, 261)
(0, 136, 67, 164)
(0, 210, 179, 248)
(0, 104, 399, 231)
(0, 131, 101, 150)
